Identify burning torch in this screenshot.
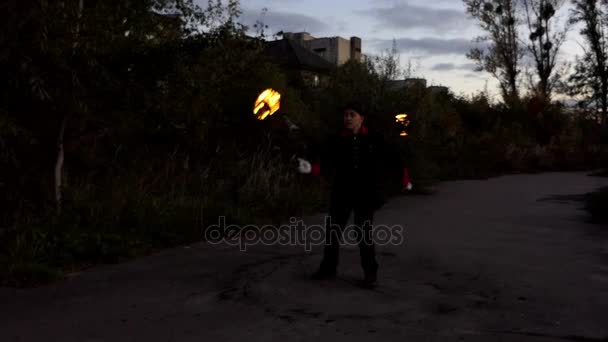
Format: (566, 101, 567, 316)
(252, 88, 311, 173)
(395, 113, 410, 137)
(253, 88, 282, 121)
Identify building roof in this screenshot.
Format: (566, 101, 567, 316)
(388, 78, 427, 90)
(428, 85, 449, 94)
(265, 39, 335, 74)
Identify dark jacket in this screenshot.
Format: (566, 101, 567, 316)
(312, 126, 409, 210)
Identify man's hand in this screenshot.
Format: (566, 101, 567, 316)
(403, 182, 413, 192)
(297, 158, 312, 174)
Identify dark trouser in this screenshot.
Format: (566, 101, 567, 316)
(319, 195, 379, 275)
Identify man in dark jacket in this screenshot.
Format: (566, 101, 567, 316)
(298, 104, 411, 288)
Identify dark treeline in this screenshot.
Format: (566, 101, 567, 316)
(0, 0, 606, 286)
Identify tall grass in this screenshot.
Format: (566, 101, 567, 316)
(0, 143, 327, 287)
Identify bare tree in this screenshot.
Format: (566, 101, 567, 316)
(522, 0, 569, 102)
(465, 0, 523, 107)
(569, 0, 608, 126)
(376, 39, 401, 82)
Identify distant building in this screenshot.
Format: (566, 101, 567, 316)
(265, 38, 335, 87)
(388, 78, 427, 90)
(428, 86, 449, 95)
(283, 32, 362, 66)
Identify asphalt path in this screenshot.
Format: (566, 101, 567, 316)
(2, 172, 607, 341)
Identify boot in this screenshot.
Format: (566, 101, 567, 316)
(360, 269, 377, 288)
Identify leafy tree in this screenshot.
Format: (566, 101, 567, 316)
(0, 0, 241, 215)
(569, 0, 608, 126)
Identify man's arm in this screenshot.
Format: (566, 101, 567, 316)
(297, 135, 336, 176)
(402, 167, 412, 190)
(380, 133, 412, 190)
(397, 147, 412, 190)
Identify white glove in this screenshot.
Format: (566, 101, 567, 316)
(297, 158, 312, 174)
(406, 182, 413, 191)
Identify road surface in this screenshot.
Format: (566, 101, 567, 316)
(1, 172, 607, 341)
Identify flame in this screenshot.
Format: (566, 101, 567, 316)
(395, 113, 410, 125)
(395, 114, 408, 122)
(395, 113, 410, 137)
(254, 88, 281, 121)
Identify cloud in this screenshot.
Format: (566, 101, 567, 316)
(369, 37, 482, 56)
(431, 63, 478, 71)
(358, 2, 471, 33)
(238, 8, 330, 35)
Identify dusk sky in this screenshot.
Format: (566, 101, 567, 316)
(233, 0, 586, 99)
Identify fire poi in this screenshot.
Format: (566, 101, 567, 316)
(395, 113, 411, 137)
(253, 88, 281, 121)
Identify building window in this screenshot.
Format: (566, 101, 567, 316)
(313, 75, 320, 87)
(313, 48, 326, 53)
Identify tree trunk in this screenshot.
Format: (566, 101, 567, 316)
(602, 83, 608, 127)
(55, 0, 84, 213)
(54, 117, 66, 213)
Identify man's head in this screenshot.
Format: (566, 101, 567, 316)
(342, 103, 365, 133)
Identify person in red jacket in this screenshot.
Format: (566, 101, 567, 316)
(298, 103, 411, 287)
